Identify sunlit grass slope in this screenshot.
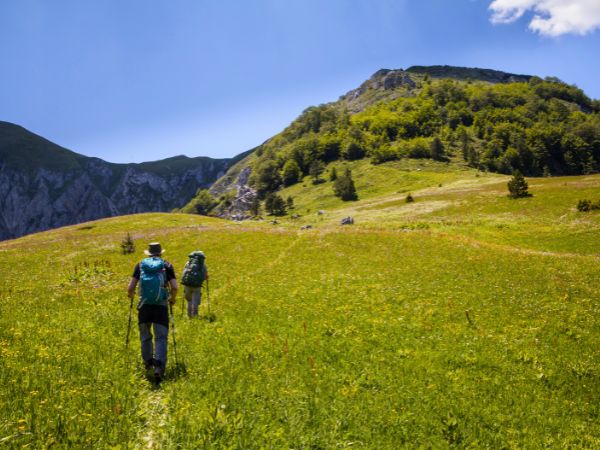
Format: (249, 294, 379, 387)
(1, 189, 600, 447)
(278, 160, 600, 255)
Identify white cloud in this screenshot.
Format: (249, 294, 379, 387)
(489, 0, 600, 36)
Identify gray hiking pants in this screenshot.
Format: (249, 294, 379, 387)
(184, 285, 202, 317)
(139, 322, 168, 367)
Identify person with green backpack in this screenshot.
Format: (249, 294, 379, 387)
(127, 242, 178, 382)
(181, 250, 209, 318)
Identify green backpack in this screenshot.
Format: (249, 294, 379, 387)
(181, 251, 206, 287)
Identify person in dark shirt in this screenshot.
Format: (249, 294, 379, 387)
(127, 242, 178, 381)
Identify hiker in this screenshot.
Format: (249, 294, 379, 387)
(127, 242, 177, 381)
(181, 250, 209, 318)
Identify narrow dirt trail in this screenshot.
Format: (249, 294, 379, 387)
(137, 387, 169, 449)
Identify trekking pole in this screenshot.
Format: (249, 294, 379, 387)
(125, 296, 133, 349)
(169, 302, 179, 369)
(206, 279, 210, 316)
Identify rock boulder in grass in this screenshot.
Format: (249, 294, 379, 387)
(340, 216, 354, 225)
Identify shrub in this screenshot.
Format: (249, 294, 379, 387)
(281, 159, 302, 186)
(430, 136, 447, 161)
(333, 168, 358, 201)
(191, 189, 217, 215)
(329, 167, 338, 181)
(406, 193, 414, 203)
(507, 170, 531, 199)
(577, 199, 600, 212)
(249, 197, 261, 217)
(265, 193, 287, 216)
(309, 160, 326, 184)
(371, 145, 400, 164)
(577, 199, 592, 212)
(395, 137, 432, 159)
(342, 140, 365, 160)
(120, 233, 135, 254)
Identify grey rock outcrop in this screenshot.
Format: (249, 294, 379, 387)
(0, 121, 235, 240)
(211, 166, 258, 219)
(340, 69, 417, 112)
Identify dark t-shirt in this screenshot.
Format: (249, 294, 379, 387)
(132, 259, 176, 286)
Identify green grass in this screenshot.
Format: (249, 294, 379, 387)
(280, 158, 485, 215)
(1, 196, 600, 447)
(273, 160, 600, 256)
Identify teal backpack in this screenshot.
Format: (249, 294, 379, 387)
(181, 251, 206, 287)
(139, 257, 168, 305)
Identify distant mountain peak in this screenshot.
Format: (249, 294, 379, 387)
(340, 68, 415, 103)
(339, 65, 533, 113)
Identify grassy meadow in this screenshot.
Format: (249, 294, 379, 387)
(1, 165, 600, 448)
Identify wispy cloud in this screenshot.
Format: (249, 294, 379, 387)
(489, 0, 600, 36)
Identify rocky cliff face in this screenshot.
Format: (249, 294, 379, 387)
(0, 122, 233, 240)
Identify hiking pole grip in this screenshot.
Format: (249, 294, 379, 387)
(125, 296, 133, 349)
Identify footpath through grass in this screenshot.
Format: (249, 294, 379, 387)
(1, 212, 600, 448)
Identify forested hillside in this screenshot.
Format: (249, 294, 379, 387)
(251, 75, 599, 195)
(187, 67, 600, 216)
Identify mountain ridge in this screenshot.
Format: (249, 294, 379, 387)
(0, 121, 244, 240)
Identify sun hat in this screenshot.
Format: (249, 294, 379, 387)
(144, 242, 165, 256)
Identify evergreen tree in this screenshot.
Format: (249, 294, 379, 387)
(309, 160, 325, 183)
(281, 159, 302, 186)
(286, 196, 294, 210)
(542, 165, 551, 177)
(329, 167, 338, 181)
(457, 126, 471, 161)
(583, 154, 596, 175)
(342, 140, 365, 160)
(333, 168, 358, 201)
(120, 233, 135, 254)
(265, 193, 286, 215)
(249, 197, 261, 217)
(467, 147, 480, 168)
(430, 136, 446, 161)
(264, 193, 274, 213)
(507, 170, 531, 198)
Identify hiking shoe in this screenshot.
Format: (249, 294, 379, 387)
(154, 361, 165, 382)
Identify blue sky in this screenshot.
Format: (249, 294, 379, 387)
(1, 0, 599, 163)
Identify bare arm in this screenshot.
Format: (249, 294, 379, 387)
(127, 277, 138, 299)
(169, 279, 178, 304)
